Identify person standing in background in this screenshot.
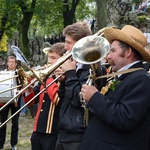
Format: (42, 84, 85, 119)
(0, 55, 21, 150)
(90, 17, 96, 33)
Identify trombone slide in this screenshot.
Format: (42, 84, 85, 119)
(0, 74, 62, 128)
(0, 71, 18, 104)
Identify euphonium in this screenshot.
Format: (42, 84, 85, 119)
(72, 27, 112, 126)
(72, 33, 110, 89)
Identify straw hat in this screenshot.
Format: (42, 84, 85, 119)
(104, 25, 150, 62)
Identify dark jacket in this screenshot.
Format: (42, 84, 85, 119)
(81, 62, 150, 150)
(143, 62, 150, 71)
(57, 64, 90, 142)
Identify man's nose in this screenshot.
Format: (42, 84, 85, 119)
(65, 44, 69, 50)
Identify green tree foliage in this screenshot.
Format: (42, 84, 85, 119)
(0, 0, 97, 57)
(0, 0, 21, 40)
(30, 0, 64, 37)
(31, 0, 96, 37)
(76, 0, 96, 21)
(17, 0, 36, 56)
(0, 34, 8, 51)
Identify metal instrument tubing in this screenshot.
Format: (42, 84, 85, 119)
(0, 75, 18, 83)
(0, 78, 37, 112)
(0, 85, 22, 94)
(0, 74, 62, 128)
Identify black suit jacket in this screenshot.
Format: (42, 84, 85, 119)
(143, 62, 150, 71)
(81, 62, 150, 150)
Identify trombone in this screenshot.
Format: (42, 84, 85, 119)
(0, 52, 72, 112)
(0, 74, 62, 128)
(0, 51, 72, 128)
(0, 75, 18, 83)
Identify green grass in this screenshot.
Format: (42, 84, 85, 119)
(3, 110, 34, 150)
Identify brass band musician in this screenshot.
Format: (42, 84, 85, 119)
(23, 43, 66, 150)
(54, 22, 107, 150)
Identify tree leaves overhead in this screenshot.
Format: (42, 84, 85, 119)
(0, 0, 96, 38)
(0, 0, 22, 38)
(35, 0, 63, 32)
(0, 0, 97, 56)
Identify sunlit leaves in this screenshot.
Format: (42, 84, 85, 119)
(0, 34, 8, 51)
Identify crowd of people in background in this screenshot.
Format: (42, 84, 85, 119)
(44, 33, 65, 45)
(132, 0, 150, 11)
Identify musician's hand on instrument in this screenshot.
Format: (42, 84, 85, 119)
(61, 59, 76, 72)
(81, 84, 98, 102)
(54, 67, 65, 82)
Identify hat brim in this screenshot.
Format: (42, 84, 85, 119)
(43, 47, 50, 55)
(104, 28, 150, 62)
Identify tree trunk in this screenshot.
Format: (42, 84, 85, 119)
(96, 0, 108, 30)
(63, 11, 74, 27)
(18, 0, 36, 57)
(63, 0, 80, 27)
(18, 16, 30, 57)
(0, 13, 8, 41)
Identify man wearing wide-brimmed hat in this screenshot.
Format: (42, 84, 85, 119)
(80, 25, 150, 150)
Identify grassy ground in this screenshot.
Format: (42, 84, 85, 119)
(3, 110, 34, 150)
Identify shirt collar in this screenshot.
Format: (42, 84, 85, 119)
(76, 63, 83, 72)
(117, 60, 141, 77)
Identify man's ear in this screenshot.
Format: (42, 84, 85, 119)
(126, 47, 132, 58)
